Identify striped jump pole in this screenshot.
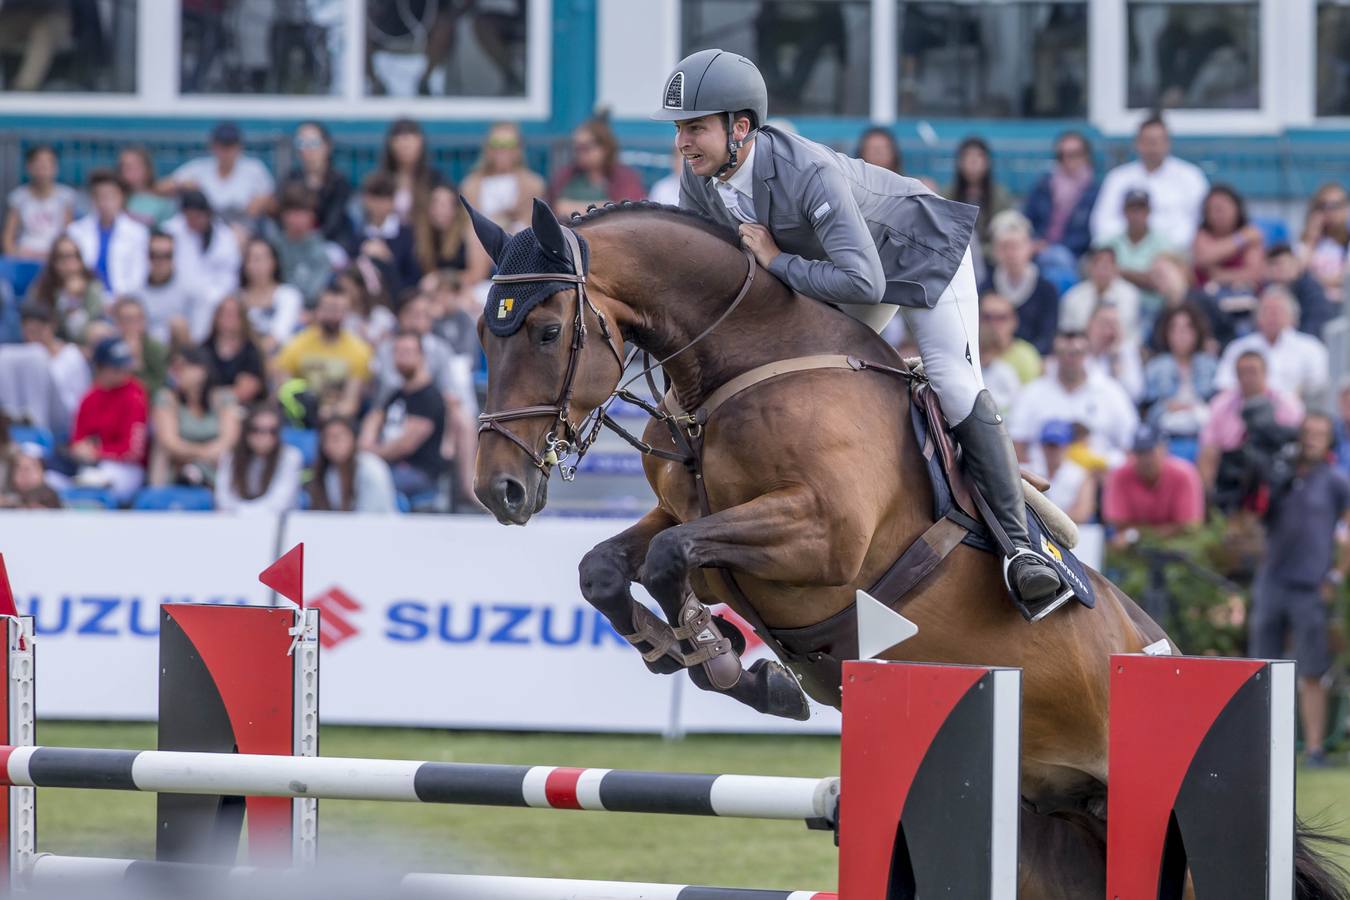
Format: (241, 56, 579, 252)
(0, 746, 839, 823)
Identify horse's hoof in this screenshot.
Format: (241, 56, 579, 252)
(749, 659, 811, 721)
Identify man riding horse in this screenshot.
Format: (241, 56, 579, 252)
(653, 48, 1065, 622)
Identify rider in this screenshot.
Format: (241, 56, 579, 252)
(653, 49, 1066, 621)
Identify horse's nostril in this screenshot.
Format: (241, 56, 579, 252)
(493, 475, 527, 512)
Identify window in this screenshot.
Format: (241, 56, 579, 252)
(897, 1, 1088, 119)
(1318, 1, 1350, 116)
(181, 0, 344, 95)
(1126, 2, 1260, 110)
(365, 0, 530, 98)
(681, 0, 873, 118)
(0, 0, 137, 93)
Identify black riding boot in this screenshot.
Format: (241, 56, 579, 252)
(951, 391, 1068, 622)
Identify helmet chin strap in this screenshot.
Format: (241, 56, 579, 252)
(713, 111, 753, 180)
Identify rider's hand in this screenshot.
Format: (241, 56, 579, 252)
(738, 223, 781, 269)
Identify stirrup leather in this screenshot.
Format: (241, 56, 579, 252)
(1002, 549, 1073, 622)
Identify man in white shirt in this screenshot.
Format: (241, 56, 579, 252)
(1090, 116, 1209, 250)
(1214, 285, 1331, 405)
(66, 170, 149, 297)
(1009, 330, 1139, 471)
(1059, 245, 1141, 335)
(134, 231, 201, 346)
(158, 122, 275, 224)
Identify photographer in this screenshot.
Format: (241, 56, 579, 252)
(1250, 412, 1350, 767)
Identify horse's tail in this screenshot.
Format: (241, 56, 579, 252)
(1296, 815, 1350, 900)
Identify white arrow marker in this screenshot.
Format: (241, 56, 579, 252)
(856, 590, 919, 660)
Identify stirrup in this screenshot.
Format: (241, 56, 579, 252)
(1003, 549, 1073, 623)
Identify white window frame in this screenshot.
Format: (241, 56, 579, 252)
(1309, 0, 1350, 124)
(0, 0, 553, 120)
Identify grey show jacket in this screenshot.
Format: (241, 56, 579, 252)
(679, 126, 979, 309)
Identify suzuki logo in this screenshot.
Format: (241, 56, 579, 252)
(308, 587, 362, 650)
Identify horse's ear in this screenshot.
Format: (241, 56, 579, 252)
(461, 196, 509, 265)
(530, 198, 572, 268)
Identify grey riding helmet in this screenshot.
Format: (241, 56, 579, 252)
(653, 49, 769, 175)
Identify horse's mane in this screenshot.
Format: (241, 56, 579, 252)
(568, 200, 742, 250)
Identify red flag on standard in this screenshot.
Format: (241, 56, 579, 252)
(0, 554, 16, 619)
(259, 543, 304, 608)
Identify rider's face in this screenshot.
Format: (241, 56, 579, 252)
(675, 115, 733, 179)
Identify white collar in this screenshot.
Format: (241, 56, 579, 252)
(711, 138, 757, 199)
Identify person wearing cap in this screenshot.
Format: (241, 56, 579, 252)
(1090, 114, 1209, 250)
(158, 122, 275, 224)
(1103, 423, 1205, 547)
(1039, 419, 1096, 524)
(654, 48, 1064, 619)
(162, 189, 242, 316)
(65, 169, 149, 297)
(1101, 188, 1173, 327)
(67, 336, 148, 503)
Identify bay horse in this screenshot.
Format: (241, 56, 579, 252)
(469, 198, 1347, 898)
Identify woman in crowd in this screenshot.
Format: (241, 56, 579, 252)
(855, 127, 902, 174)
(1085, 303, 1143, 401)
(238, 237, 304, 355)
(279, 121, 353, 248)
(149, 346, 240, 487)
(118, 146, 176, 228)
(1192, 184, 1265, 292)
(459, 122, 545, 234)
(334, 264, 396, 348)
(946, 136, 1012, 263)
(547, 116, 645, 215)
(416, 182, 472, 276)
(25, 234, 105, 340)
(0, 444, 61, 509)
(306, 416, 398, 513)
(1022, 130, 1098, 271)
(379, 117, 442, 231)
(1142, 303, 1218, 461)
(1300, 181, 1350, 303)
(215, 404, 302, 513)
(201, 295, 266, 405)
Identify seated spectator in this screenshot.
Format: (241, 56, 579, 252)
(1149, 252, 1223, 349)
(334, 265, 396, 349)
(1267, 243, 1334, 340)
(549, 115, 646, 216)
(1091, 115, 1209, 250)
(1142, 304, 1218, 458)
(1009, 330, 1138, 471)
(983, 211, 1059, 355)
(1337, 379, 1350, 478)
(355, 172, 421, 298)
(163, 190, 241, 314)
(215, 404, 302, 513)
(0, 443, 60, 510)
(118, 146, 176, 228)
(306, 416, 398, 513)
(1059, 245, 1141, 335)
(946, 137, 1012, 266)
(1298, 181, 1350, 302)
(1192, 184, 1264, 292)
(1038, 419, 1096, 523)
(2, 144, 75, 260)
(648, 150, 684, 207)
(1249, 412, 1349, 766)
(108, 296, 169, 398)
(459, 122, 546, 234)
(135, 230, 198, 347)
(18, 302, 88, 431)
(270, 185, 334, 307)
(1214, 286, 1330, 405)
(66, 337, 148, 503)
(424, 269, 480, 364)
(239, 236, 304, 355)
(25, 234, 105, 341)
(149, 346, 240, 488)
(855, 127, 902, 174)
(1103, 423, 1205, 546)
(380, 117, 443, 229)
(978, 291, 1042, 384)
(359, 331, 445, 500)
(417, 182, 473, 277)
(158, 122, 275, 225)
(1023, 130, 1099, 278)
(1085, 304, 1143, 401)
(277, 121, 353, 248)
(66, 169, 149, 298)
(1102, 189, 1173, 334)
(274, 284, 373, 422)
(1197, 350, 1304, 503)
(201, 296, 266, 405)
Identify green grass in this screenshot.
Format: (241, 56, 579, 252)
(30, 722, 1350, 891)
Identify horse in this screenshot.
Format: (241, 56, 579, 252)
(468, 197, 1348, 898)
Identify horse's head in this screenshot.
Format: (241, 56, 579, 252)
(468, 198, 624, 525)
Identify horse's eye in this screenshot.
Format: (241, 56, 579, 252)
(539, 324, 562, 345)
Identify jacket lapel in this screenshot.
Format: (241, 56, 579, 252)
(753, 130, 775, 225)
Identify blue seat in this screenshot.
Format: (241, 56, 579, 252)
(0, 257, 42, 299)
(130, 486, 214, 511)
(58, 487, 118, 510)
(282, 427, 318, 467)
(8, 425, 54, 455)
(1253, 216, 1291, 249)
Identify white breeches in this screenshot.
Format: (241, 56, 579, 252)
(899, 248, 985, 422)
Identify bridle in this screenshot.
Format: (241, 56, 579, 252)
(478, 225, 757, 481)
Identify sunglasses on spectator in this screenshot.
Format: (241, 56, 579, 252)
(149, 251, 173, 261)
(1319, 200, 1348, 212)
(487, 136, 519, 150)
(1055, 147, 1086, 162)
